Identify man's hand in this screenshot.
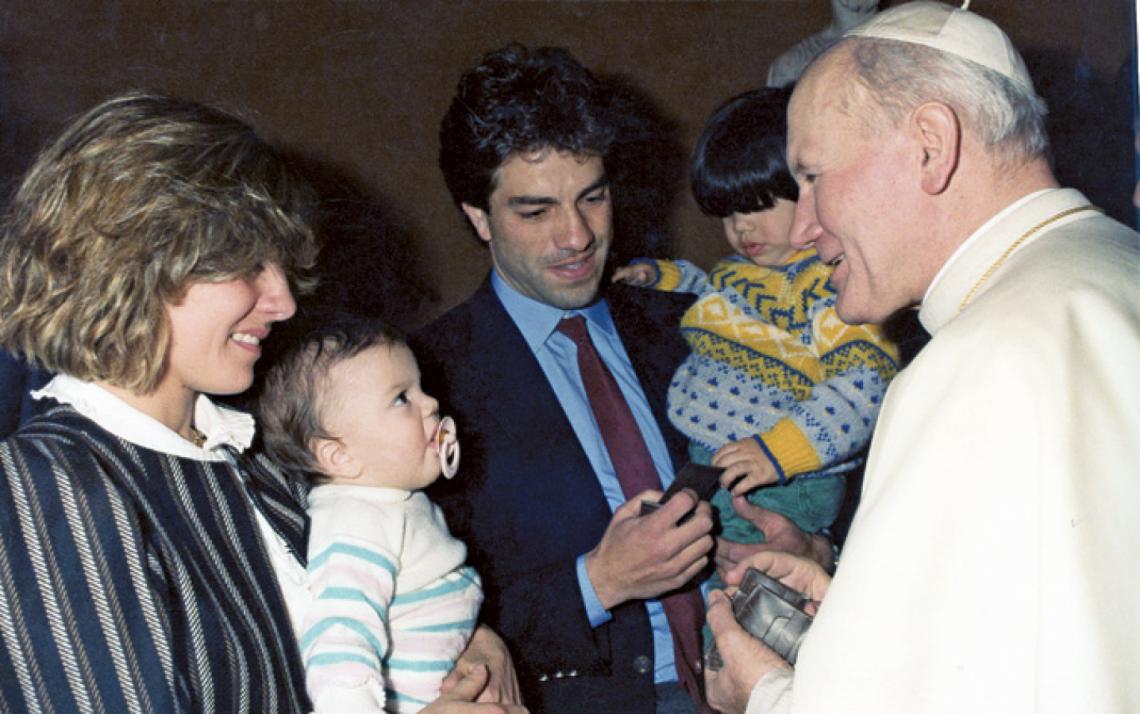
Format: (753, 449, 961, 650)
(721, 550, 831, 612)
(585, 489, 714, 610)
(440, 625, 522, 705)
(428, 664, 529, 713)
(711, 438, 781, 495)
(704, 589, 791, 714)
(706, 551, 830, 713)
(716, 497, 834, 577)
(611, 262, 656, 287)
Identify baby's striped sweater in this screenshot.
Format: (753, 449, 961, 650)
(302, 485, 482, 713)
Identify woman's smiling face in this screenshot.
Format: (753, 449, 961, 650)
(162, 263, 296, 399)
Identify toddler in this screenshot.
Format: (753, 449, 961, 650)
(615, 88, 900, 554)
(259, 317, 480, 713)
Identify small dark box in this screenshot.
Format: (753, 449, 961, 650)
(639, 462, 724, 517)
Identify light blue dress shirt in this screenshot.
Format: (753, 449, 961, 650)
(491, 272, 681, 684)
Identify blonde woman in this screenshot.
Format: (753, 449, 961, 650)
(0, 93, 521, 713)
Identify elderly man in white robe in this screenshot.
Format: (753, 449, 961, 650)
(704, 2, 1140, 713)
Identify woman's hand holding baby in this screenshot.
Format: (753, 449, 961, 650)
(440, 625, 523, 706)
(431, 663, 527, 713)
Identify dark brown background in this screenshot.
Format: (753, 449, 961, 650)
(1, 1, 1133, 327)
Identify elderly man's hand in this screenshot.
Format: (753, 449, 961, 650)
(706, 550, 831, 713)
(722, 550, 831, 610)
(704, 589, 792, 713)
(716, 496, 835, 578)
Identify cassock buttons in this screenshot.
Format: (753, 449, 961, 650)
(632, 654, 652, 674)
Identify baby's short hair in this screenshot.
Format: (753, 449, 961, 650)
(258, 315, 404, 484)
(690, 87, 799, 217)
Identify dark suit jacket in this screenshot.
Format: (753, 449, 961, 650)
(413, 277, 695, 713)
(0, 351, 50, 439)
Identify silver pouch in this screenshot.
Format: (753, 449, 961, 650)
(706, 567, 814, 668)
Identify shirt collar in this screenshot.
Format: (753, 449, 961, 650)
(490, 270, 617, 351)
(32, 374, 256, 461)
(918, 188, 1091, 334)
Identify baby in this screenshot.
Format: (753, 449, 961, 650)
(259, 316, 480, 713)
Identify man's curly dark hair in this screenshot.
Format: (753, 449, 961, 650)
(438, 43, 622, 213)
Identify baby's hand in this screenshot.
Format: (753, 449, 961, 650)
(612, 261, 656, 287)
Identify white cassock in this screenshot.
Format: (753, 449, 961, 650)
(749, 188, 1140, 714)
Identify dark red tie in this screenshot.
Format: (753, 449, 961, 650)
(557, 316, 710, 712)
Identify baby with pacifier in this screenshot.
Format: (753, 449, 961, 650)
(259, 316, 480, 713)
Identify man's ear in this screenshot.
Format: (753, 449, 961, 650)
(461, 203, 493, 244)
(911, 101, 960, 196)
(312, 437, 358, 480)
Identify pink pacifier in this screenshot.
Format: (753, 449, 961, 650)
(433, 416, 460, 479)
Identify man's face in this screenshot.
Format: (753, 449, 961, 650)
(786, 53, 928, 325)
(463, 150, 612, 310)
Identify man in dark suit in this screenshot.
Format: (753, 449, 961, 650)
(414, 45, 716, 713)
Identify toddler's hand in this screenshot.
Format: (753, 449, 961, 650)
(611, 262, 656, 286)
(712, 437, 780, 495)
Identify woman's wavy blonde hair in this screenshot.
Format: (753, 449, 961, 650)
(0, 92, 319, 393)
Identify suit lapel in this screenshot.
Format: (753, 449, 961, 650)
(452, 279, 690, 525)
(464, 280, 615, 520)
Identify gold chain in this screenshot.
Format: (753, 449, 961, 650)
(958, 205, 1101, 313)
(188, 426, 208, 448)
